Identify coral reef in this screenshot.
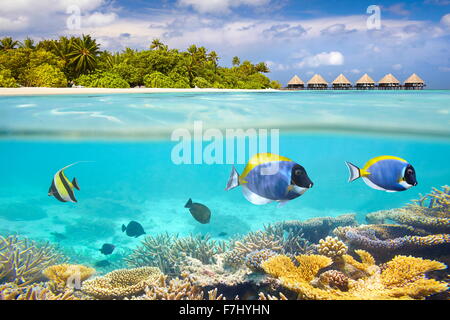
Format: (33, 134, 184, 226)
(43, 264, 95, 291)
(317, 236, 348, 259)
(366, 186, 450, 234)
(245, 249, 278, 272)
(262, 251, 448, 300)
(258, 292, 288, 300)
(125, 233, 226, 276)
(277, 214, 357, 243)
(81, 266, 162, 299)
(0, 235, 67, 286)
(0, 282, 77, 300)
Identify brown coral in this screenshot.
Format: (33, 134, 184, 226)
(318, 270, 349, 291)
(81, 266, 162, 299)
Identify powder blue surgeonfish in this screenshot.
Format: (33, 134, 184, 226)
(345, 155, 417, 192)
(225, 153, 313, 206)
(48, 162, 82, 203)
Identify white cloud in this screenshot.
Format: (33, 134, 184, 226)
(441, 14, 450, 28)
(265, 61, 289, 71)
(177, 0, 271, 14)
(83, 12, 117, 27)
(392, 63, 402, 70)
(296, 51, 345, 68)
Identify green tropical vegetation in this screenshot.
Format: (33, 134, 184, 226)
(0, 35, 281, 89)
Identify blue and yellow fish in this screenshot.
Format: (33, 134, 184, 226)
(345, 155, 417, 192)
(48, 163, 81, 203)
(225, 153, 313, 206)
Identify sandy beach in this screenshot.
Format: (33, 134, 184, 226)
(0, 87, 279, 96)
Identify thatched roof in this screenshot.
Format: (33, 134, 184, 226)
(332, 74, 351, 85)
(404, 73, 424, 84)
(379, 73, 400, 84)
(356, 73, 375, 84)
(288, 75, 304, 85)
(307, 74, 328, 85)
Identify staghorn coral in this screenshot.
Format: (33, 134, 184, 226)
(0, 282, 77, 300)
(258, 292, 288, 300)
(0, 235, 67, 286)
(81, 266, 162, 299)
(43, 264, 95, 291)
(125, 233, 226, 276)
(262, 251, 448, 300)
(245, 249, 278, 272)
(318, 236, 348, 259)
(278, 214, 357, 243)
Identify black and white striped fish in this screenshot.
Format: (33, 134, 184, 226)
(48, 163, 82, 203)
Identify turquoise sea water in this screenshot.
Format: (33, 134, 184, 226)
(0, 90, 449, 265)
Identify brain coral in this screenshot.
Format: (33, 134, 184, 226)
(81, 267, 162, 299)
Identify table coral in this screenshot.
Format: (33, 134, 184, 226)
(43, 264, 95, 290)
(0, 235, 67, 286)
(261, 252, 448, 300)
(81, 266, 162, 299)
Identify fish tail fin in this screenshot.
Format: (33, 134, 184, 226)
(225, 166, 240, 191)
(345, 161, 361, 182)
(72, 177, 80, 190)
(184, 198, 193, 208)
(121, 224, 126, 232)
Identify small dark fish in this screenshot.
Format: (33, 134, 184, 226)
(50, 232, 67, 241)
(184, 199, 211, 224)
(95, 260, 112, 268)
(122, 221, 146, 238)
(218, 232, 228, 237)
(99, 243, 115, 255)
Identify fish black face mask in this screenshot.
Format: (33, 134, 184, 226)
(404, 164, 417, 186)
(291, 165, 314, 188)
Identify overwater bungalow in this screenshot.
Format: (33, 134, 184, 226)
(287, 75, 305, 89)
(404, 73, 425, 90)
(332, 74, 352, 90)
(355, 73, 375, 90)
(307, 74, 328, 90)
(378, 73, 401, 90)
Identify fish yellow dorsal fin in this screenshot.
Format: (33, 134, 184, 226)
(363, 155, 407, 171)
(241, 153, 293, 179)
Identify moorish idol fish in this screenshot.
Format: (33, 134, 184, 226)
(48, 162, 82, 203)
(225, 153, 313, 206)
(345, 155, 417, 192)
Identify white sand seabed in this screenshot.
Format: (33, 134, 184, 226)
(0, 87, 280, 96)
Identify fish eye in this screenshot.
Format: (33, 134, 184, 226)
(295, 169, 302, 175)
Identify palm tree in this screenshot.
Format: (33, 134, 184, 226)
(207, 51, 219, 73)
(232, 56, 240, 67)
(19, 37, 35, 49)
(150, 38, 168, 51)
(0, 37, 19, 50)
(255, 62, 270, 73)
(67, 35, 100, 75)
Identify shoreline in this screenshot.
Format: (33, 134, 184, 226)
(0, 87, 280, 96)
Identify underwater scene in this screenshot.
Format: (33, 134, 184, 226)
(0, 91, 449, 300)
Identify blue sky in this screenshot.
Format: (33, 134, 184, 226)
(1, 0, 450, 88)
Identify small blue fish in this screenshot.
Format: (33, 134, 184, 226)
(345, 155, 417, 192)
(225, 153, 313, 206)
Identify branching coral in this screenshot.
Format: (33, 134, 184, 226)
(125, 233, 226, 276)
(245, 249, 278, 272)
(262, 251, 448, 300)
(43, 264, 95, 291)
(0, 235, 67, 286)
(81, 266, 162, 299)
(0, 282, 77, 300)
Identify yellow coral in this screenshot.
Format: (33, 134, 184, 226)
(81, 267, 162, 299)
(342, 249, 376, 276)
(43, 264, 95, 289)
(318, 236, 348, 259)
(380, 255, 446, 287)
(262, 252, 448, 300)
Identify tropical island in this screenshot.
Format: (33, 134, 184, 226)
(0, 35, 282, 90)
